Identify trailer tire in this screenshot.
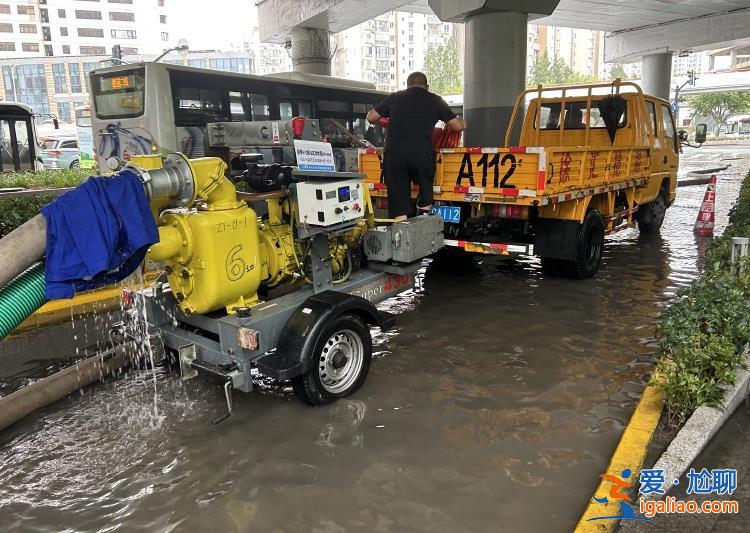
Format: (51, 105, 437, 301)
(636, 189, 667, 233)
(567, 209, 605, 279)
(292, 313, 372, 406)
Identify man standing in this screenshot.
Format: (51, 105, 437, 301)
(366, 72, 466, 220)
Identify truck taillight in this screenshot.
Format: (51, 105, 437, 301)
(291, 116, 306, 139)
(490, 204, 528, 219)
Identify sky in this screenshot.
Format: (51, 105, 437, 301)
(170, 0, 259, 51)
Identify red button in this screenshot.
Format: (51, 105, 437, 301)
(353, 203, 361, 211)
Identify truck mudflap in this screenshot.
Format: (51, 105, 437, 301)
(444, 239, 532, 256)
(255, 291, 395, 381)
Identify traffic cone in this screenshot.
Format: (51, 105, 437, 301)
(694, 175, 717, 237)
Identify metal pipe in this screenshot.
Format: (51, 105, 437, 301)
(0, 213, 47, 290)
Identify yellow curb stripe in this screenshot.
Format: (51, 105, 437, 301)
(574, 383, 665, 532)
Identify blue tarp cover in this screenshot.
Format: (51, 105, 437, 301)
(40, 170, 158, 299)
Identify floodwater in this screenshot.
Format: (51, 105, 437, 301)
(0, 146, 747, 533)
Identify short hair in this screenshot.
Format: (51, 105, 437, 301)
(407, 71, 428, 88)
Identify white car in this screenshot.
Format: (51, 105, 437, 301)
(41, 137, 80, 169)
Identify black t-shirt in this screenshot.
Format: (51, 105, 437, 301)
(375, 87, 456, 154)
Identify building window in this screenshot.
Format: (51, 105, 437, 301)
(109, 12, 135, 21)
(111, 29, 137, 39)
(17, 5, 35, 15)
(188, 59, 204, 68)
(0, 23, 11, 33)
(43, 26, 51, 41)
(58, 8, 66, 17)
(52, 63, 68, 93)
(80, 46, 105, 55)
(11, 63, 50, 114)
(22, 43, 40, 52)
(160, 15, 166, 23)
(0, 5, 10, 15)
(60, 27, 68, 36)
(158, 0, 165, 5)
(75, 10, 102, 20)
(78, 28, 104, 38)
(57, 102, 71, 122)
(209, 58, 252, 74)
(19, 24, 38, 34)
(121, 46, 138, 54)
(0, 42, 15, 52)
(45, 44, 53, 56)
(161, 32, 168, 41)
(108, 0, 134, 3)
(40, 8, 49, 23)
(69, 63, 82, 92)
(62, 44, 71, 54)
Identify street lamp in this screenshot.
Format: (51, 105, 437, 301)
(153, 43, 189, 64)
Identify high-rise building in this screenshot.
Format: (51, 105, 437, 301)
(0, 0, 171, 59)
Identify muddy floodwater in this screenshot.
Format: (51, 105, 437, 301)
(0, 146, 747, 532)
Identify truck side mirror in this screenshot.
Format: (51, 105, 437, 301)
(694, 123, 707, 144)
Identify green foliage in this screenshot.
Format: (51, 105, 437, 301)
(609, 63, 629, 81)
(656, 172, 750, 425)
(0, 168, 92, 238)
(686, 92, 750, 135)
(422, 37, 462, 96)
(527, 52, 596, 88)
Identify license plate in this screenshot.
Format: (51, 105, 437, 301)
(430, 205, 461, 223)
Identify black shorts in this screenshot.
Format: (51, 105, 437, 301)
(384, 150, 435, 218)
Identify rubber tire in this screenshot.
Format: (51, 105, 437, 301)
(636, 190, 667, 233)
(567, 209, 605, 279)
(291, 314, 372, 406)
(69, 159, 80, 169)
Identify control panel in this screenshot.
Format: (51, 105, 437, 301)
(295, 179, 364, 227)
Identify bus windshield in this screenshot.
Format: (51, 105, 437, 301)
(92, 67, 146, 119)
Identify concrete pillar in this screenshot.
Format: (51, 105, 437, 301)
(641, 53, 673, 101)
(290, 27, 331, 76)
(463, 11, 527, 147)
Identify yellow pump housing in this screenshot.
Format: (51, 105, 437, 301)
(146, 155, 297, 315)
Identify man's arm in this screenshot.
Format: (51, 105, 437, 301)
(367, 96, 391, 125)
(446, 117, 466, 132)
(366, 108, 382, 125)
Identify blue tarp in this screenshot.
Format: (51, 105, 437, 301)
(40, 169, 158, 299)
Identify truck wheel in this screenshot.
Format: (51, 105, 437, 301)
(292, 314, 372, 406)
(569, 209, 605, 279)
(636, 190, 667, 233)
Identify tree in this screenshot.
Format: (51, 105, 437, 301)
(422, 37, 462, 95)
(609, 63, 628, 81)
(686, 92, 750, 135)
(527, 51, 595, 87)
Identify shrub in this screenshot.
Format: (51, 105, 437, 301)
(656, 172, 750, 425)
(0, 168, 93, 238)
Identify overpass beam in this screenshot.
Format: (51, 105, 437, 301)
(464, 11, 527, 146)
(641, 53, 672, 101)
(290, 27, 331, 75)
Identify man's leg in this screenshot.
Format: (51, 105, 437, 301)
(385, 153, 412, 220)
(415, 151, 436, 213)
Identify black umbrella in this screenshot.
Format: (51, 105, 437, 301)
(597, 94, 627, 144)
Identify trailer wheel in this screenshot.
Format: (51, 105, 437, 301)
(569, 209, 605, 279)
(292, 314, 372, 406)
(636, 189, 667, 233)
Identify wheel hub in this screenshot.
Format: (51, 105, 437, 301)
(318, 329, 364, 394)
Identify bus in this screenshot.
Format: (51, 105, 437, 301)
(74, 106, 96, 169)
(88, 62, 389, 172)
(0, 102, 41, 172)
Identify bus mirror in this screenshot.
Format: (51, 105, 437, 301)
(695, 123, 707, 144)
(53, 118, 59, 130)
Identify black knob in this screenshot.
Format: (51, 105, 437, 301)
(236, 307, 251, 318)
(335, 207, 343, 214)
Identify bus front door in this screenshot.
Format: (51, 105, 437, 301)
(0, 117, 35, 172)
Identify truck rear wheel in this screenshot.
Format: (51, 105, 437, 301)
(569, 209, 605, 279)
(292, 314, 372, 406)
(636, 190, 667, 233)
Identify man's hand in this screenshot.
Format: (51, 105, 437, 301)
(446, 117, 466, 132)
(366, 109, 382, 125)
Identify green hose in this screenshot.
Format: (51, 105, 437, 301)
(0, 263, 47, 340)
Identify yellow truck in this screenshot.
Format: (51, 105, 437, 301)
(360, 81, 706, 278)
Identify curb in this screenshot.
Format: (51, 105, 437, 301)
(642, 349, 750, 498)
(574, 383, 665, 532)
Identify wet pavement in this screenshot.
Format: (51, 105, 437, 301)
(0, 145, 747, 533)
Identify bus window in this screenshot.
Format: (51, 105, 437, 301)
(92, 67, 146, 119)
(229, 91, 247, 121)
(251, 94, 270, 120)
(298, 100, 312, 118)
(279, 101, 293, 120)
(173, 86, 230, 125)
(14, 120, 34, 170)
(0, 119, 13, 171)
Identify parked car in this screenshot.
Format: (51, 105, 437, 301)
(40, 137, 80, 169)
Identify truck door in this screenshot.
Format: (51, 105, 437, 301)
(657, 103, 679, 195)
